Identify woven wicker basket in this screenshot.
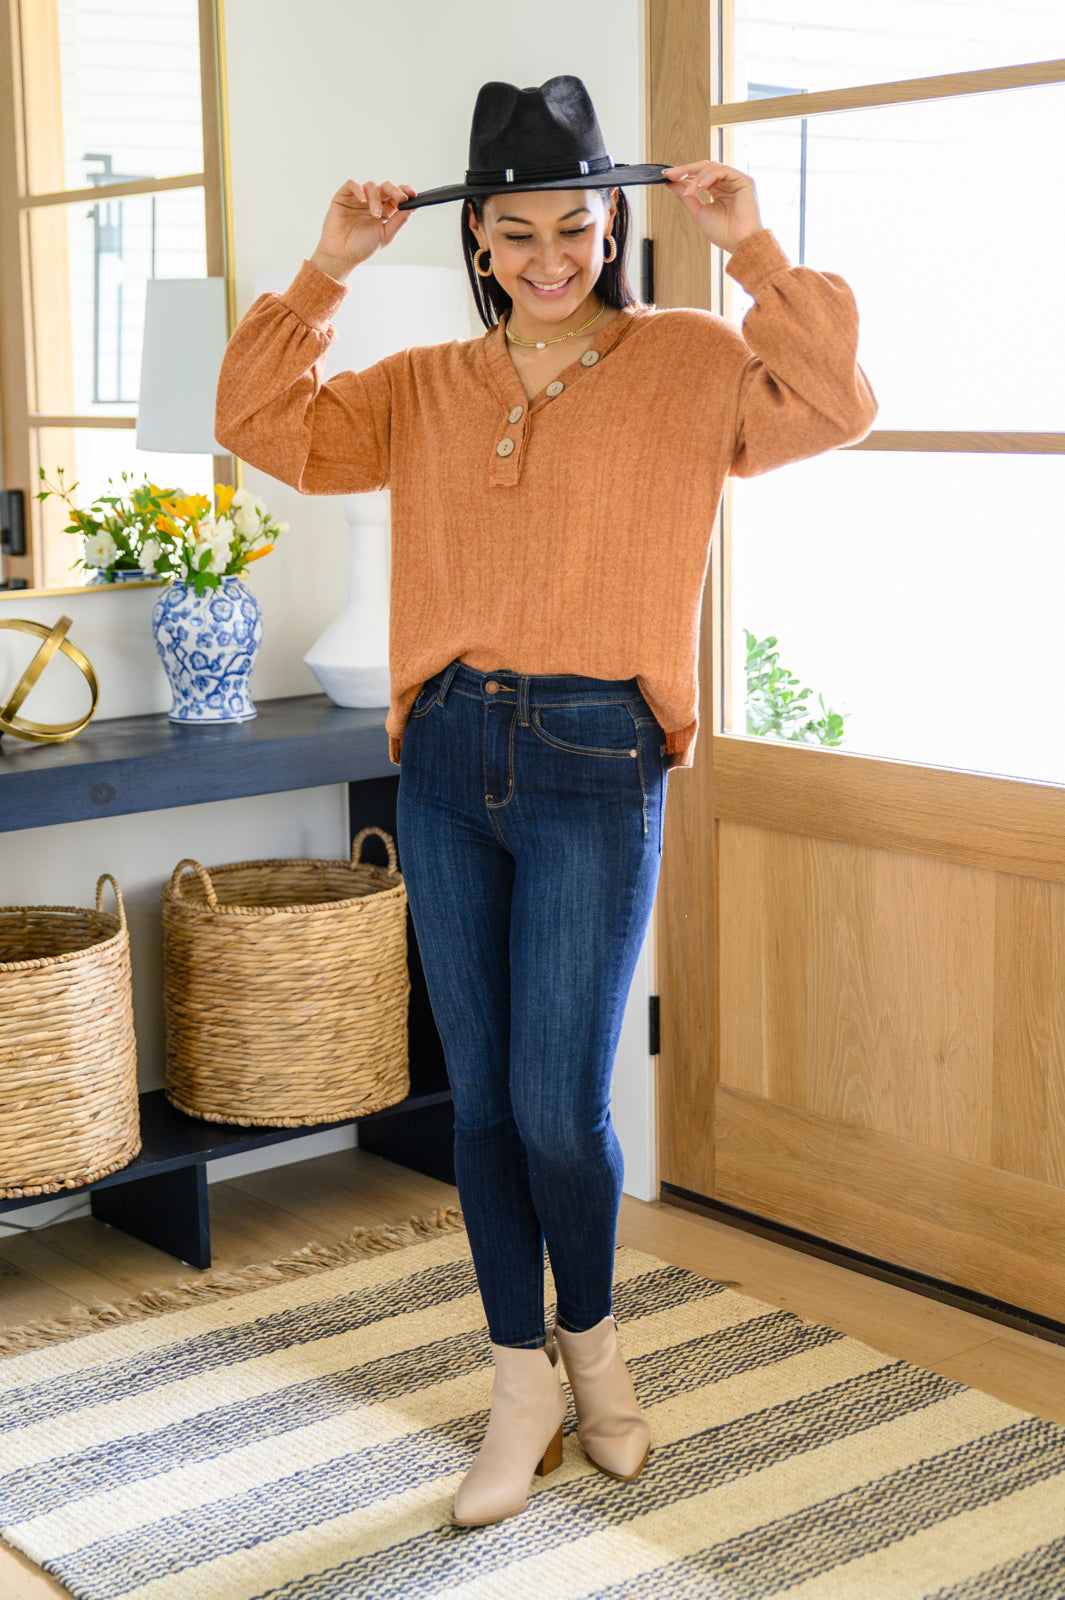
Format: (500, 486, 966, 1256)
(0, 875, 140, 1199)
(161, 827, 410, 1127)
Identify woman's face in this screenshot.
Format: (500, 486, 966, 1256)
(470, 187, 618, 325)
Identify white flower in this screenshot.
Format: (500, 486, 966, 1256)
(193, 516, 235, 575)
(193, 540, 229, 575)
(276, 522, 289, 535)
(83, 530, 119, 569)
(140, 537, 164, 572)
(233, 501, 262, 539)
(229, 489, 266, 539)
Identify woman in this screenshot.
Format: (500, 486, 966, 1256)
(215, 75, 877, 1530)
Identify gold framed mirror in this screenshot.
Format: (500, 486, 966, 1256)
(0, 0, 234, 595)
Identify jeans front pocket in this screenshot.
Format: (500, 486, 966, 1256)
(409, 676, 444, 718)
(531, 700, 640, 759)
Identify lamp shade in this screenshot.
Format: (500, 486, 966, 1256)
(252, 264, 471, 372)
(136, 278, 228, 454)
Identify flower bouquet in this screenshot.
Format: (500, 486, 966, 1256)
(144, 485, 288, 724)
(37, 467, 164, 582)
(37, 470, 287, 593)
(39, 468, 289, 724)
(142, 484, 288, 596)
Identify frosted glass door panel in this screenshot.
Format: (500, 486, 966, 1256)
(726, 451, 1065, 784)
(732, 0, 1065, 94)
(728, 84, 1065, 430)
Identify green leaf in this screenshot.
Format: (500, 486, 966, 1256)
(744, 629, 848, 750)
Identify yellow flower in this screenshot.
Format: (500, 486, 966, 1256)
(155, 514, 180, 537)
(242, 542, 273, 563)
(215, 483, 236, 515)
(170, 493, 211, 522)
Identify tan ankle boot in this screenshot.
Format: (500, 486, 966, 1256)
(451, 1337, 567, 1527)
(554, 1315, 651, 1481)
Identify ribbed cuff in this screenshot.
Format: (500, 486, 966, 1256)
(664, 721, 697, 769)
(277, 259, 350, 332)
(724, 229, 792, 295)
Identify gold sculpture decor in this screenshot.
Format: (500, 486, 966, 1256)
(0, 616, 99, 744)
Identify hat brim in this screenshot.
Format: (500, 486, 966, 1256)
(397, 162, 672, 211)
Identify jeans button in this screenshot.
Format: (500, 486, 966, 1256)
(485, 681, 500, 694)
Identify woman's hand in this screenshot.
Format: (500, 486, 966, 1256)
(309, 179, 417, 281)
(662, 161, 762, 255)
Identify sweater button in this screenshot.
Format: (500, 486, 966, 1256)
(545, 380, 565, 397)
(581, 350, 600, 367)
(496, 438, 515, 457)
(508, 405, 524, 423)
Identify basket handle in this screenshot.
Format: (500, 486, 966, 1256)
(95, 873, 127, 931)
(169, 858, 220, 911)
(351, 827, 398, 873)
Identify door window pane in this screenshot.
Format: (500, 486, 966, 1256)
(733, 0, 1065, 95)
(728, 84, 1065, 429)
(726, 450, 1065, 784)
(24, 0, 204, 193)
(29, 189, 208, 415)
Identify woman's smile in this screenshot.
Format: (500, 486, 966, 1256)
(523, 272, 578, 299)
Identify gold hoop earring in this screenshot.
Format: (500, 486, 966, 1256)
(474, 248, 493, 278)
(602, 234, 617, 264)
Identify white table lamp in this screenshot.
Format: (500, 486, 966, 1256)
(254, 264, 471, 707)
(136, 278, 228, 455)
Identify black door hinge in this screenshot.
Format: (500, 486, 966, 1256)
(641, 238, 655, 305)
(648, 994, 660, 1056)
(1, 489, 27, 557)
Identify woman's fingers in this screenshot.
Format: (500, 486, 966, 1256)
(379, 180, 413, 217)
(331, 179, 367, 211)
(664, 162, 746, 199)
(315, 179, 418, 276)
(341, 178, 415, 219)
(662, 160, 762, 252)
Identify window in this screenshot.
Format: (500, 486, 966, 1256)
(0, 0, 230, 590)
(714, 2, 1065, 783)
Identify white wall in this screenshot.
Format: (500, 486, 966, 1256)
(0, 0, 656, 1232)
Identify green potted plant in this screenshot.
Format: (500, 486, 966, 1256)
(744, 629, 847, 747)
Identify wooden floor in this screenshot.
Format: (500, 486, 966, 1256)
(2, 1148, 1064, 1599)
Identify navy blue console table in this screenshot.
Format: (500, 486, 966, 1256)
(0, 694, 454, 1267)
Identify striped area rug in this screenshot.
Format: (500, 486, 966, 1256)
(1, 1213, 1064, 1600)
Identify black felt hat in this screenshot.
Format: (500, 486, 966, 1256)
(397, 75, 669, 211)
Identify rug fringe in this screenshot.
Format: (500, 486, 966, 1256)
(0, 1205, 466, 1358)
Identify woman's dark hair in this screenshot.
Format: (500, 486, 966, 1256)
(461, 188, 635, 330)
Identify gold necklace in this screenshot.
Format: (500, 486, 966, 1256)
(505, 301, 606, 350)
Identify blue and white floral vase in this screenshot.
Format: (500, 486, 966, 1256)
(152, 576, 263, 724)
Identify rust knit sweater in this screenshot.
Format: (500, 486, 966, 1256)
(215, 228, 877, 768)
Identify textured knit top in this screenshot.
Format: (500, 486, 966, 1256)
(214, 228, 877, 768)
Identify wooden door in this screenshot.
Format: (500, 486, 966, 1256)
(647, 0, 1065, 1325)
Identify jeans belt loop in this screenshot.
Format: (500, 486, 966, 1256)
(438, 659, 461, 705)
(518, 674, 531, 726)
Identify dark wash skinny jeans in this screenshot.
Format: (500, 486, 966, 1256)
(396, 659, 668, 1348)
